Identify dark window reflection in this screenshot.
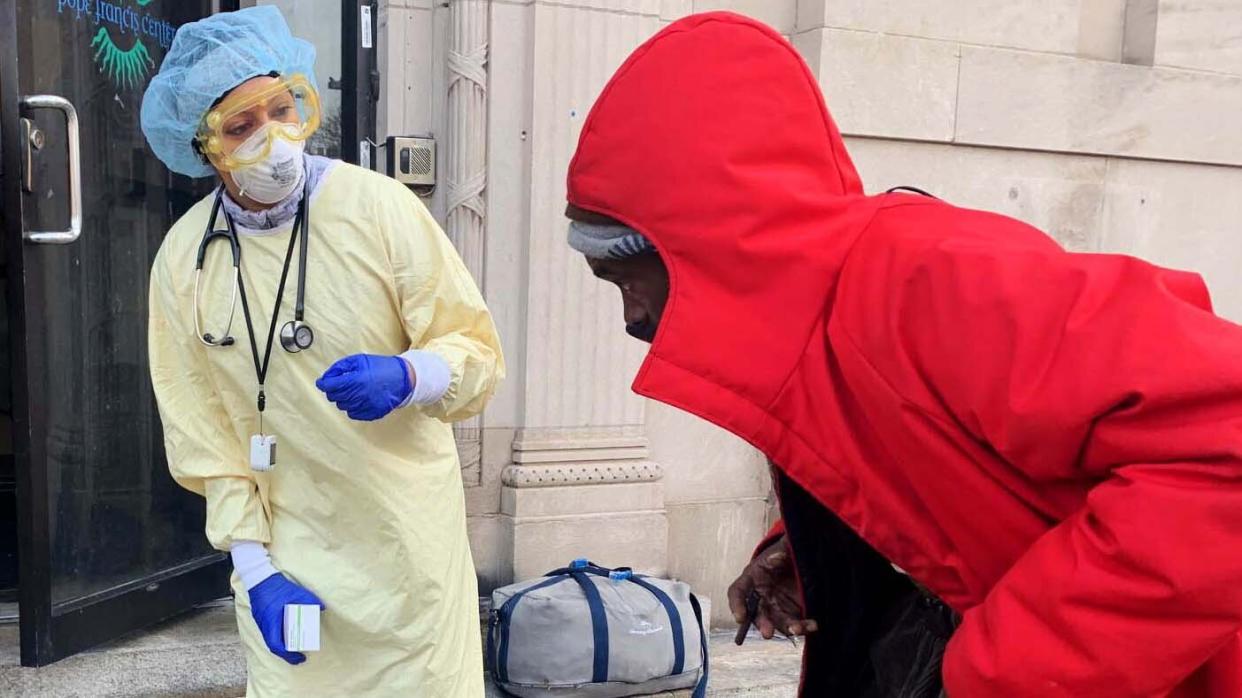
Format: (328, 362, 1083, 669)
(19, 2, 221, 606)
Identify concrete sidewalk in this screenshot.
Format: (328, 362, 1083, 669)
(0, 602, 802, 697)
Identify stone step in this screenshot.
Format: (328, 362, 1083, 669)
(0, 602, 802, 697)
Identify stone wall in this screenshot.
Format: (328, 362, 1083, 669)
(788, 0, 1242, 320)
(377, 0, 1242, 629)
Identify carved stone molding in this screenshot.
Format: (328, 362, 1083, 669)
(502, 460, 664, 488)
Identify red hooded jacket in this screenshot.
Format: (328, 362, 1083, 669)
(567, 12, 1242, 697)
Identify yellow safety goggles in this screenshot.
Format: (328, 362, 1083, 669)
(196, 74, 321, 171)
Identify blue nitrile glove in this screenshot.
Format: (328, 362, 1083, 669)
(247, 572, 326, 666)
(315, 353, 413, 421)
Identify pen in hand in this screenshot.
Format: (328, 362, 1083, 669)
(734, 590, 760, 646)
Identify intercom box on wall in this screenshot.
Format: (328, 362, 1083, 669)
(385, 135, 436, 195)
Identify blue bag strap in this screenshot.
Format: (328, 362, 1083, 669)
(545, 558, 612, 577)
(689, 593, 709, 698)
(626, 576, 686, 676)
(496, 574, 571, 683)
(568, 571, 611, 683)
(486, 610, 498, 675)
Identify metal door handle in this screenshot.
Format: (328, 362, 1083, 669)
(19, 95, 82, 244)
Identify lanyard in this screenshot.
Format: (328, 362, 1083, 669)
(232, 197, 306, 431)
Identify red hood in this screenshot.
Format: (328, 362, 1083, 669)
(567, 12, 877, 445)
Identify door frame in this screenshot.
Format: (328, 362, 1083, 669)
(232, 0, 376, 166)
(0, 0, 234, 667)
(0, 0, 38, 647)
(341, 0, 378, 168)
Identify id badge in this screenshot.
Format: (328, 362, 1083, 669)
(249, 434, 277, 472)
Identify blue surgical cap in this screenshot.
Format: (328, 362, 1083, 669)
(140, 6, 317, 178)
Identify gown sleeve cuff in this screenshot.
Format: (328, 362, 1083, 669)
(204, 477, 271, 551)
(230, 541, 279, 591)
(398, 350, 452, 406)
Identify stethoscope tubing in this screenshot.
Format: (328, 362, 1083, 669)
(194, 182, 312, 351)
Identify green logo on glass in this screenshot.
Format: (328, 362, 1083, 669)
(57, 0, 178, 90)
(90, 26, 153, 89)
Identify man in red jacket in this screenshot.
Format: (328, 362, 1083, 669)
(564, 12, 1242, 698)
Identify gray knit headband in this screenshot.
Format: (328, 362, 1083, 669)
(567, 220, 656, 260)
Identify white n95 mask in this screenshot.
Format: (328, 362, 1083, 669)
(230, 122, 306, 204)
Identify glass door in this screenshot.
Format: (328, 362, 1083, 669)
(244, 0, 377, 166)
(0, 0, 230, 666)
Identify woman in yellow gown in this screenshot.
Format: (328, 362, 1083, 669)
(141, 7, 503, 696)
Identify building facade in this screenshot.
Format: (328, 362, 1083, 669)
(376, 0, 1242, 628)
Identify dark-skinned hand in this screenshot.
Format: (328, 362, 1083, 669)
(726, 534, 819, 640)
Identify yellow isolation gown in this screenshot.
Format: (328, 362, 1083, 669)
(148, 162, 504, 697)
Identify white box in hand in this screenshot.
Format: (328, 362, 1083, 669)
(283, 604, 321, 652)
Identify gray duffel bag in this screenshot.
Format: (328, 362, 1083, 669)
(487, 559, 709, 698)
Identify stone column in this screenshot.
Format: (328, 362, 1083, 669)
(380, 1, 509, 587)
(487, 1, 671, 581)
(445, 0, 490, 479)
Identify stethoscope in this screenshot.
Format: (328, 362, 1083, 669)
(193, 182, 315, 354)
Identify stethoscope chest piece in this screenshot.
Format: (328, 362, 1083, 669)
(280, 320, 315, 353)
